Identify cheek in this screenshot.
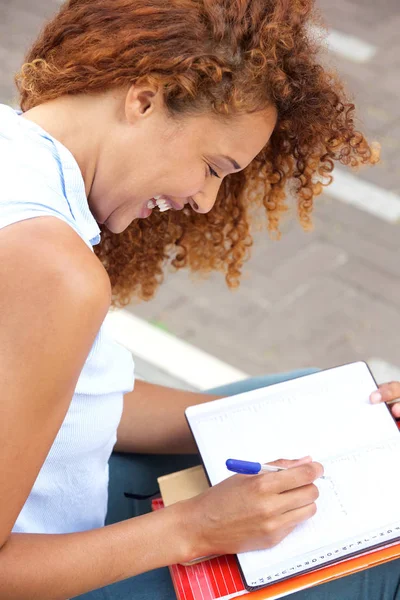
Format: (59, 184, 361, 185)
(167, 167, 205, 198)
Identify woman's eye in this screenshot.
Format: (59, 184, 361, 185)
(208, 164, 221, 179)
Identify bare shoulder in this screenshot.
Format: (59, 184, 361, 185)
(0, 216, 111, 310)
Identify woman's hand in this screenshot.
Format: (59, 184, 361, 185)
(180, 458, 323, 561)
(370, 382, 400, 419)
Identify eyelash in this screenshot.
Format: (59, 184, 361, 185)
(207, 164, 221, 179)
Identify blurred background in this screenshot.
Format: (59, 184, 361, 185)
(1, 0, 399, 386)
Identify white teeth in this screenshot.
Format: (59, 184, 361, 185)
(156, 198, 171, 212)
(147, 196, 172, 212)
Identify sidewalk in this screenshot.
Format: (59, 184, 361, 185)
(128, 195, 400, 377)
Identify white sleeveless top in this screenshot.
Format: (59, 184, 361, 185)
(0, 104, 135, 534)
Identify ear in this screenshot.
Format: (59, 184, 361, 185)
(124, 84, 163, 124)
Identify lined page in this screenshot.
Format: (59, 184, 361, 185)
(186, 362, 400, 587)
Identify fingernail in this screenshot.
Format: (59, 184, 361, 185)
(370, 391, 382, 404)
(297, 455, 312, 463)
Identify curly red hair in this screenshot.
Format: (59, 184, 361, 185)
(16, 0, 378, 306)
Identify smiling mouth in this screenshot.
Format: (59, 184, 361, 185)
(147, 196, 187, 213)
(147, 196, 172, 212)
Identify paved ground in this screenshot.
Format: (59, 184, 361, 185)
(1, 0, 399, 380)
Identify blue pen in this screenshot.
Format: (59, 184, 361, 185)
(226, 458, 287, 475)
(226, 458, 326, 479)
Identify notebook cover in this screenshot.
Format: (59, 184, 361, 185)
(152, 498, 400, 600)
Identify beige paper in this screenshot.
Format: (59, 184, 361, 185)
(157, 465, 209, 507)
(157, 465, 215, 565)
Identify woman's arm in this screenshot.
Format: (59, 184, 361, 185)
(0, 217, 198, 597)
(0, 459, 322, 599)
(0, 504, 190, 600)
(115, 380, 220, 453)
(0, 218, 111, 547)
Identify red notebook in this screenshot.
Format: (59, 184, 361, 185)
(152, 498, 400, 600)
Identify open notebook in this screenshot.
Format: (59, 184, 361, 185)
(185, 362, 400, 591)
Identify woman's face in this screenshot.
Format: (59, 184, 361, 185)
(88, 87, 277, 233)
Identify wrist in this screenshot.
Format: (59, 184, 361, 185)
(165, 501, 201, 564)
(170, 496, 213, 563)
(138, 501, 202, 566)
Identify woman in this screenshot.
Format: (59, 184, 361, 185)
(1, 0, 399, 598)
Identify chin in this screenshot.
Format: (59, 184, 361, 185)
(104, 222, 128, 234)
(103, 213, 135, 234)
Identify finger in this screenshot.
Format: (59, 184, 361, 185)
(370, 382, 400, 405)
(391, 402, 400, 419)
(280, 500, 318, 530)
(265, 502, 317, 545)
(278, 483, 319, 514)
(272, 524, 297, 547)
(267, 456, 313, 469)
(268, 461, 324, 494)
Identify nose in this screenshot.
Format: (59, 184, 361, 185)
(189, 182, 221, 214)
